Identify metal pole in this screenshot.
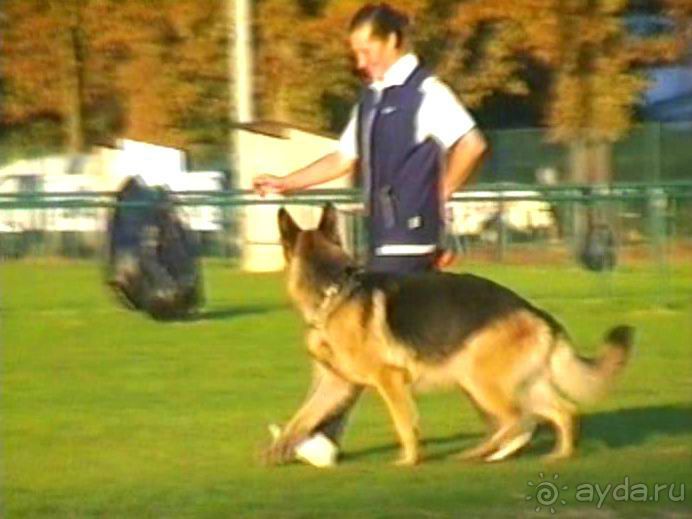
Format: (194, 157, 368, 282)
(227, 0, 254, 180)
(234, 0, 253, 124)
(226, 0, 254, 259)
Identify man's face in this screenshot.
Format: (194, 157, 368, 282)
(349, 24, 400, 83)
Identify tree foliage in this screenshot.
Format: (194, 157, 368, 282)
(1, 0, 688, 167)
(1, 0, 228, 157)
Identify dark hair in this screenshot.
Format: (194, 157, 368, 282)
(349, 3, 410, 48)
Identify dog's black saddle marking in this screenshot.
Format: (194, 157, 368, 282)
(356, 271, 562, 362)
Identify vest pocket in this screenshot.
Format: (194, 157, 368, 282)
(378, 185, 397, 229)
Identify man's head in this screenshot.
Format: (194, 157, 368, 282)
(349, 3, 410, 83)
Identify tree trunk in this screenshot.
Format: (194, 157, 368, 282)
(590, 140, 612, 184)
(567, 138, 613, 184)
(567, 137, 614, 259)
(64, 21, 84, 154)
(568, 139, 588, 184)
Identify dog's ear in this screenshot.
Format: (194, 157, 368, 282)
(318, 203, 340, 246)
(278, 207, 301, 252)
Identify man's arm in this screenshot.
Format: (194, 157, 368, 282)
(441, 128, 487, 201)
(253, 151, 356, 195)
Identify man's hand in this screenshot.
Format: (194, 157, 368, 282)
(252, 174, 288, 196)
(252, 152, 355, 197)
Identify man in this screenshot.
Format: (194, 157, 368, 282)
(254, 2, 487, 464)
(254, 3, 486, 272)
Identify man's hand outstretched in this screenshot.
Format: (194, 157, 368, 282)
(252, 174, 288, 196)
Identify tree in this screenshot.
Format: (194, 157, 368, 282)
(444, 0, 687, 183)
(254, 0, 311, 123)
(430, 0, 534, 109)
(111, 0, 229, 151)
(1, 0, 229, 163)
(253, 0, 432, 132)
(2, 0, 88, 153)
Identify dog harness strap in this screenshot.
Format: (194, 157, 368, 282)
(308, 270, 363, 330)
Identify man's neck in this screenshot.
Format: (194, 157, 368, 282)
(371, 53, 418, 91)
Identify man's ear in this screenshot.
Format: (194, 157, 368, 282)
(318, 203, 341, 246)
(278, 207, 301, 252)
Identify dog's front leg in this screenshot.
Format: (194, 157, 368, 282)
(267, 362, 358, 466)
(374, 369, 420, 466)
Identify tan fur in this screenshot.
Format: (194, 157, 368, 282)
(549, 337, 630, 403)
(268, 207, 633, 466)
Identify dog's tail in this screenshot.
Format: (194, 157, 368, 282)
(549, 325, 634, 403)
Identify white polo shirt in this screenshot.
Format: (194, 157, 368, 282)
(338, 53, 477, 160)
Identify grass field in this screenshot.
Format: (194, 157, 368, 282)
(1, 260, 690, 518)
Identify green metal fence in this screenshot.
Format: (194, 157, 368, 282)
(480, 122, 692, 184)
(1, 182, 691, 270)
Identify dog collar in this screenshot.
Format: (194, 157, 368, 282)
(309, 269, 362, 330)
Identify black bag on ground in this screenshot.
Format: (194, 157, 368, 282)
(106, 176, 203, 319)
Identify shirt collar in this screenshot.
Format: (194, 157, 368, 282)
(371, 53, 419, 91)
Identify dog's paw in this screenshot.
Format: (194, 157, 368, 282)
(454, 447, 488, 462)
(263, 439, 297, 466)
(394, 450, 420, 467)
(263, 423, 299, 466)
(455, 454, 484, 463)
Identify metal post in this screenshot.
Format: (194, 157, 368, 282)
(226, 0, 254, 261)
(227, 0, 254, 179)
(497, 193, 506, 262)
(233, 0, 253, 124)
(648, 186, 669, 300)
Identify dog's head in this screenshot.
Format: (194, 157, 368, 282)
(278, 203, 354, 317)
(278, 202, 342, 256)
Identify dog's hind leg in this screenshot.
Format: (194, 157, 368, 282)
(456, 379, 525, 461)
(484, 420, 536, 462)
(526, 379, 578, 460)
(456, 418, 528, 461)
(373, 369, 420, 466)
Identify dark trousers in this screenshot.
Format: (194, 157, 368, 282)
(315, 252, 436, 444)
(366, 252, 436, 274)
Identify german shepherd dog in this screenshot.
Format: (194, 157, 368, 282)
(268, 204, 633, 466)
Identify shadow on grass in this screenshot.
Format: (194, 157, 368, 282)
(583, 404, 692, 448)
(343, 405, 691, 463)
(191, 305, 286, 321)
(343, 431, 481, 462)
(524, 404, 692, 459)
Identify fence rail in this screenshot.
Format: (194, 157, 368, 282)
(1, 181, 692, 209)
(1, 182, 690, 270)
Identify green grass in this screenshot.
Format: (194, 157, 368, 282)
(1, 260, 691, 518)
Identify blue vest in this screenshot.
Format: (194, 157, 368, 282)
(357, 65, 442, 250)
